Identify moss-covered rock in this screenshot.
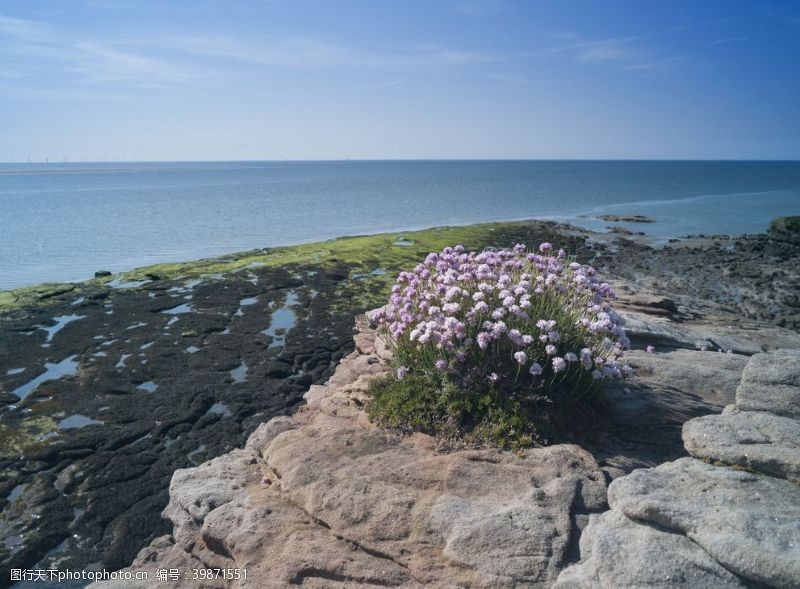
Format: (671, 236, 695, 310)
(768, 216, 800, 244)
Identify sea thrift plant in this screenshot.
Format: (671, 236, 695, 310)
(368, 243, 630, 447)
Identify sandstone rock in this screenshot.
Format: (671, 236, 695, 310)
(683, 408, 800, 481)
(736, 349, 800, 418)
(264, 421, 607, 587)
(609, 457, 800, 589)
(91, 317, 609, 589)
(554, 510, 749, 588)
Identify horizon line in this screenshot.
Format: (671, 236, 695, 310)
(3, 157, 800, 164)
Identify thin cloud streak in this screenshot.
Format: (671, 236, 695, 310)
(352, 79, 407, 92)
(0, 14, 49, 42)
(535, 31, 698, 72)
(164, 35, 502, 69)
(709, 36, 749, 46)
(536, 34, 644, 64)
(0, 11, 503, 95)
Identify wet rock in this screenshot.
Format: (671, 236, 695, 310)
(0, 391, 18, 405)
(554, 510, 749, 588)
(0, 260, 354, 575)
(609, 457, 800, 589)
(95, 271, 112, 277)
(683, 407, 800, 481)
(54, 463, 82, 492)
(598, 214, 656, 223)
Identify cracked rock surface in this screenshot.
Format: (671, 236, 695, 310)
(557, 349, 800, 589)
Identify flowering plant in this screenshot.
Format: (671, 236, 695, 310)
(368, 243, 629, 447)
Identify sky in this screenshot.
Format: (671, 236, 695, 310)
(1, 0, 799, 161)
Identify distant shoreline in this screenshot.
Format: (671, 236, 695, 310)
(3, 160, 798, 290)
(0, 216, 772, 303)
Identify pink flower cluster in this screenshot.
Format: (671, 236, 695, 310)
(371, 243, 630, 389)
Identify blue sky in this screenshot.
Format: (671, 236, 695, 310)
(1, 0, 799, 160)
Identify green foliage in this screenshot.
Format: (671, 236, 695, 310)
(367, 370, 607, 450)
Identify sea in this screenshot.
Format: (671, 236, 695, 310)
(1, 160, 799, 290)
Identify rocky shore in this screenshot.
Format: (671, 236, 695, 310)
(90, 301, 800, 588)
(2, 218, 799, 587)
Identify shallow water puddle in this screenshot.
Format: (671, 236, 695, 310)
(115, 354, 131, 368)
(4, 535, 23, 551)
(187, 444, 206, 463)
(186, 346, 200, 354)
(140, 341, 155, 350)
(12, 356, 79, 400)
(108, 277, 151, 289)
(230, 361, 248, 383)
(71, 297, 85, 306)
(167, 278, 202, 295)
(137, 381, 158, 393)
(7, 483, 26, 502)
(352, 268, 387, 280)
(261, 291, 299, 348)
(6, 367, 25, 376)
(38, 314, 85, 345)
(132, 433, 152, 445)
(58, 414, 103, 429)
(162, 303, 192, 315)
(126, 321, 147, 330)
(206, 403, 232, 418)
(240, 296, 258, 306)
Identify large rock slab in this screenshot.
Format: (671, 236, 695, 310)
(620, 310, 765, 355)
(589, 349, 747, 479)
(683, 407, 800, 481)
(554, 510, 749, 588)
(263, 423, 607, 587)
(736, 349, 800, 418)
(609, 457, 800, 589)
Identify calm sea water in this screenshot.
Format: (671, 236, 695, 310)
(1, 160, 799, 290)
